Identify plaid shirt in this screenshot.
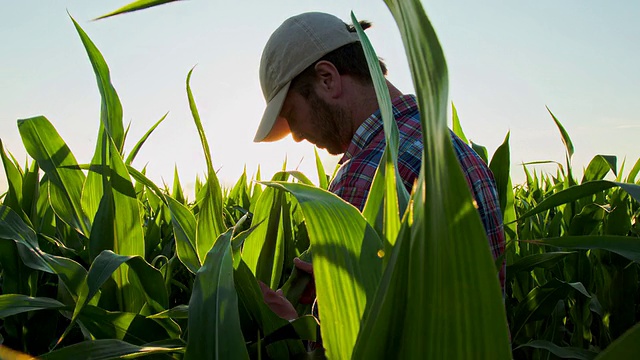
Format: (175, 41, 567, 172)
(329, 95, 506, 290)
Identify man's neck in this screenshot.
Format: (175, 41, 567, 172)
(348, 80, 404, 134)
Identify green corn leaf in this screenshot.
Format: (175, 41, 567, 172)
(284, 170, 315, 186)
(471, 140, 489, 164)
(186, 68, 226, 259)
(0, 240, 32, 298)
(69, 250, 168, 330)
(76, 305, 172, 345)
(280, 248, 313, 308)
(352, 211, 412, 359)
(626, 158, 640, 183)
(70, 16, 124, 152)
(243, 172, 289, 288)
(547, 107, 576, 186)
(40, 339, 183, 360)
(262, 315, 319, 344)
(548, 106, 574, 161)
(262, 181, 382, 359)
(354, 12, 407, 254)
(595, 321, 640, 360)
(125, 111, 168, 165)
(314, 147, 329, 189)
(582, 155, 617, 183)
(172, 165, 186, 204)
(34, 177, 57, 237)
(489, 132, 511, 215)
(185, 227, 248, 359)
(125, 164, 167, 203)
(522, 235, 640, 263)
(87, 138, 145, 314)
(226, 167, 251, 216)
(516, 340, 597, 360)
(147, 305, 189, 319)
(518, 180, 640, 220)
(507, 252, 575, 278)
(487, 134, 517, 242)
(0, 294, 66, 318)
(21, 160, 39, 223)
(72, 13, 124, 224)
(0, 140, 29, 225)
(95, 0, 183, 20)
(167, 196, 201, 273)
(377, 1, 511, 358)
(512, 279, 590, 340)
(451, 102, 469, 144)
(0, 205, 87, 299)
(17, 116, 90, 236)
(233, 258, 306, 358)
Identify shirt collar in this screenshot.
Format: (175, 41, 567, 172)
(339, 94, 417, 164)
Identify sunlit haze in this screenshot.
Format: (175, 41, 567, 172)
(1, 1, 638, 198)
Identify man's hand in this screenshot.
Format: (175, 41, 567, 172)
(259, 281, 298, 321)
(259, 256, 316, 320)
(293, 258, 315, 305)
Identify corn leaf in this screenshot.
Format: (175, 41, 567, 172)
(69, 250, 168, 329)
(507, 251, 575, 276)
(125, 111, 168, 165)
(626, 158, 640, 183)
(0, 205, 87, 299)
(167, 196, 201, 273)
(147, 305, 189, 319)
(522, 235, 640, 263)
(0, 295, 66, 318)
(76, 306, 171, 344)
(548, 107, 574, 161)
(471, 140, 489, 164)
(233, 258, 306, 358)
(40, 339, 183, 360)
(377, 0, 511, 358)
(0, 140, 30, 225)
(595, 322, 640, 360)
(519, 180, 640, 220)
(489, 132, 511, 215)
(516, 340, 597, 360)
(70, 16, 124, 152)
(355, 12, 407, 253)
(17, 116, 90, 236)
(87, 138, 146, 314)
(185, 228, 248, 359)
(582, 155, 617, 183)
(262, 181, 382, 359)
(71, 15, 124, 223)
(243, 172, 289, 288)
(314, 148, 329, 189)
(352, 210, 412, 359)
(451, 102, 469, 144)
(512, 279, 590, 340)
(186, 68, 226, 260)
(95, 0, 184, 20)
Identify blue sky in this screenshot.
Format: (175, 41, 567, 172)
(1, 1, 638, 195)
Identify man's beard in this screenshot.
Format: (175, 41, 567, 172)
(306, 91, 351, 155)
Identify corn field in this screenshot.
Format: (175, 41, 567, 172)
(1, 1, 640, 359)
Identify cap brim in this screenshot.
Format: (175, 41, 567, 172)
(254, 82, 291, 142)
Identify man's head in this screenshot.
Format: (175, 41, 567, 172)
(254, 12, 386, 154)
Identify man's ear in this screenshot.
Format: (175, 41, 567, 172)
(313, 60, 342, 99)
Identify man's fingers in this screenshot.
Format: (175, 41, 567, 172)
(259, 281, 298, 320)
(294, 257, 313, 274)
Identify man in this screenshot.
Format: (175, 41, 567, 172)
(255, 12, 505, 316)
